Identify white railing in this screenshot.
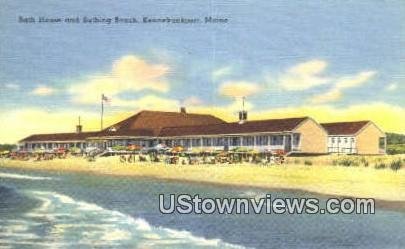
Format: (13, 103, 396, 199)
(328, 147, 357, 154)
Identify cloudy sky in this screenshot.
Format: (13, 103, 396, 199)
(0, 0, 404, 143)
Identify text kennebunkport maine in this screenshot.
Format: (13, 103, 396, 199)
(18, 16, 229, 25)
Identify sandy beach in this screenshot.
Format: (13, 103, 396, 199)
(1, 155, 405, 204)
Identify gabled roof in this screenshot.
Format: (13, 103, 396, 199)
(19, 131, 99, 142)
(89, 110, 226, 138)
(320, 121, 370, 135)
(19, 110, 226, 142)
(159, 117, 308, 137)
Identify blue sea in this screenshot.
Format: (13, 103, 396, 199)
(0, 167, 404, 249)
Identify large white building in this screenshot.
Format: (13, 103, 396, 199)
(19, 109, 386, 155)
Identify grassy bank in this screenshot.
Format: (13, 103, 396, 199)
(1, 154, 405, 203)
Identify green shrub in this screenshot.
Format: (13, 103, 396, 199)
(360, 157, 369, 167)
(335, 157, 359, 167)
(294, 159, 301, 164)
(390, 159, 402, 171)
(374, 162, 386, 170)
(386, 144, 405, 155)
(112, 145, 127, 151)
(304, 160, 313, 166)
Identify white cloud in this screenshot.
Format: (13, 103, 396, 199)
(4, 83, 20, 90)
(218, 81, 261, 98)
(309, 71, 376, 104)
(310, 88, 342, 104)
(334, 71, 376, 89)
(212, 66, 233, 80)
(69, 55, 170, 105)
(386, 83, 398, 91)
(279, 60, 330, 91)
(30, 85, 56, 96)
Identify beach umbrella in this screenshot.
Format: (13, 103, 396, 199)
(56, 148, 66, 154)
(171, 146, 184, 153)
(128, 144, 141, 151)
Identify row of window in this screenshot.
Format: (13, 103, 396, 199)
(164, 135, 297, 147)
(25, 134, 302, 149)
(25, 143, 87, 149)
(330, 137, 355, 144)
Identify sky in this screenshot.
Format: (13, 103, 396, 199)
(0, 0, 404, 143)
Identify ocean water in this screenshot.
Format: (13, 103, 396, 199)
(0, 168, 404, 249)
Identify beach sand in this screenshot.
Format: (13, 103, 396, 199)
(1, 156, 405, 203)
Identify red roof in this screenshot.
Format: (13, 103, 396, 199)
(20, 110, 226, 142)
(99, 110, 225, 137)
(320, 121, 370, 135)
(20, 132, 99, 142)
(159, 117, 308, 137)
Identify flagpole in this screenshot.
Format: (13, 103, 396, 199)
(101, 94, 104, 130)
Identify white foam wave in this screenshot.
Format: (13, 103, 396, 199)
(5, 191, 246, 249)
(0, 172, 55, 181)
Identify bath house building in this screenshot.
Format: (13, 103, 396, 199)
(18, 109, 386, 155)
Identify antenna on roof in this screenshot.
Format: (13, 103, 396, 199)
(76, 116, 82, 133)
(238, 96, 247, 124)
(242, 96, 245, 112)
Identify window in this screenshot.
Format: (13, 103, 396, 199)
(230, 137, 241, 146)
(242, 136, 254, 146)
(344, 138, 348, 144)
(293, 134, 300, 146)
(165, 140, 173, 147)
(256, 136, 268, 146)
(203, 138, 212, 146)
(379, 137, 386, 150)
(270, 135, 283, 145)
(331, 137, 335, 144)
(213, 137, 225, 146)
(192, 138, 201, 147)
(183, 139, 191, 147)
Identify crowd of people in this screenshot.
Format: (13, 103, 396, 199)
(1, 145, 286, 166)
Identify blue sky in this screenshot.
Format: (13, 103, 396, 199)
(0, 0, 404, 142)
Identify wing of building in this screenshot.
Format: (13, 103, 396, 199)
(18, 108, 386, 155)
(321, 121, 386, 155)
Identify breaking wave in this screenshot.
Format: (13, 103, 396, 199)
(0, 172, 55, 181)
(0, 190, 246, 248)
